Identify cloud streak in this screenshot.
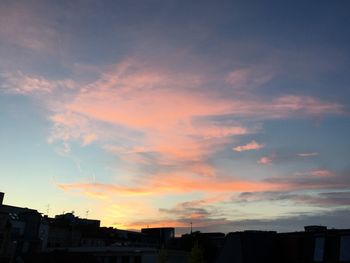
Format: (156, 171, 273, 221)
(297, 152, 320, 157)
(233, 140, 264, 152)
(57, 173, 278, 198)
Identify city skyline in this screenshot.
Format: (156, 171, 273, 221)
(1, 0, 350, 234)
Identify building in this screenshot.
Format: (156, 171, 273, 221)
(0, 192, 43, 262)
(277, 226, 350, 263)
(217, 230, 277, 263)
(141, 227, 175, 247)
(217, 226, 350, 263)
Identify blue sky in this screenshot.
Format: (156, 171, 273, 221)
(0, 0, 350, 234)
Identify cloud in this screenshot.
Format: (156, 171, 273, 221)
(3, 60, 341, 168)
(124, 196, 230, 230)
(223, 95, 342, 120)
(2, 58, 345, 231)
(0, 1, 60, 52)
(297, 152, 319, 157)
(233, 140, 264, 152)
(225, 68, 274, 91)
(310, 170, 333, 177)
(265, 169, 349, 191)
(57, 173, 278, 198)
(47, 112, 99, 151)
(235, 190, 350, 207)
(295, 169, 334, 178)
(258, 156, 273, 165)
(125, 205, 350, 234)
(57, 182, 154, 197)
(0, 71, 76, 95)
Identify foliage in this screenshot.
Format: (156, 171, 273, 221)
(187, 241, 205, 263)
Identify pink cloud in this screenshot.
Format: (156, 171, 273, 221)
(10, 60, 340, 164)
(258, 156, 273, 165)
(233, 140, 264, 152)
(58, 172, 279, 199)
(39, 60, 343, 195)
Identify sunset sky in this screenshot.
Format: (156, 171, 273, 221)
(1, 0, 350, 234)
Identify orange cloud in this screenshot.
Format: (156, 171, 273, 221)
(58, 182, 154, 197)
(233, 140, 264, 152)
(58, 172, 279, 199)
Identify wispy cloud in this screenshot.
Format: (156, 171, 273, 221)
(265, 169, 348, 191)
(0, 2, 59, 52)
(225, 68, 274, 91)
(310, 169, 333, 177)
(233, 140, 264, 152)
(297, 152, 320, 157)
(57, 173, 278, 198)
(235, 190, 350, 208)
(0, 71, 76, 95)
(295, 169, 334, 178)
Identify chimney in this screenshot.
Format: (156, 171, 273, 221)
(0, 192, 4, 205)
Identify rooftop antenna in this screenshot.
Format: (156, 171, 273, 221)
(190, 221, 193, 234)
(85, 210, 89, 219)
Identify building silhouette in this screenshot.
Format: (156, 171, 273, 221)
(1, 191, 350, 263)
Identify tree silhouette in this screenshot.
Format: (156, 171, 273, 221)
(188, 241, 204, 263)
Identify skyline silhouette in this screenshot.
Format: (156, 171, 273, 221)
(1, 191, 350, 263)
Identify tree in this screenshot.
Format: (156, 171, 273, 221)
(188, 241, 204, 263)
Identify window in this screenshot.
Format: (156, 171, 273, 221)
(340, 236, 350, 262)
(313, 237, 325, 262)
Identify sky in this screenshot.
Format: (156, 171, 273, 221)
(1, 0, 350, 234)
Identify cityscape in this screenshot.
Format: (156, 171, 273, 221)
(1, 192, 350, 262)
